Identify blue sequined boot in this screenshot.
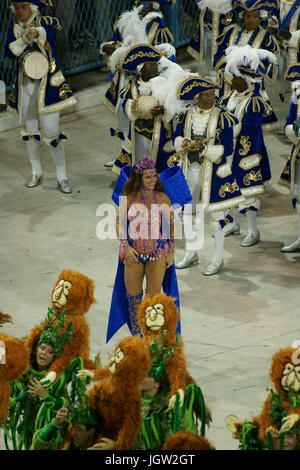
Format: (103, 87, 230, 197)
(127, 293, 143, 336)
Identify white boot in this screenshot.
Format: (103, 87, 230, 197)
(281, 235, 300, 252)
(175, 251, 199, 269)
(49, 142, 72, 194)
(203, 229, 224, 276)
(25, 140, 43, 187)
(241, 211, 260, 247)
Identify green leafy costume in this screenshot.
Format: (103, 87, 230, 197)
(133, 332, 207, 450)
(239, 388, 300, 450)
(3, 357, 84, 450)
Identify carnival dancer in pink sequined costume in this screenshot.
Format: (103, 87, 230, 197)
(106, 156, 180, 341)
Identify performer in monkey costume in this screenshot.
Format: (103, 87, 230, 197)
(76, 335, 152, 450)
(163, 431, 215, 450)
(0, 311, 30, 426)
(227, 347, 300, 450)
(138, 293, 197, 408)
(25, 269, 96, 387)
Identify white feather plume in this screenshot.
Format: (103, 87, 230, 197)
(146, 57, 197, 120)
(224, 45, 277, 76)
(197, 0, 233, 13)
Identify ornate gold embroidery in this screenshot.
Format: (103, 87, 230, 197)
(239, 136, 251, 156)
(118, 151, 131, 165)
(44, 41, 56, 73)
(222, 12, 233, 25)
(283, 166, 290, 175)
(179, 79, 215, 98)
(219, 180, 240, 198)
(123, 51, 160, 65)
(59, 83, 72, 100)
(163, 120, 172, 140)
(243, 170, 263, 186)
(9, 91, 16, 104)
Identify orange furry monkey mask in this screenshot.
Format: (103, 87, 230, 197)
(25, 270, 96, 387)
(0, 312, 30, 426)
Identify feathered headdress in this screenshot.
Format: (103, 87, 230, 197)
(224, 45, 277, 80)
(197, 0, 233, 13)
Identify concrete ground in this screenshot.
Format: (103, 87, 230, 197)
(0, 54, 300, 450)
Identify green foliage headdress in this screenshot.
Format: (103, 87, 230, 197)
(66, 374, 101, 429)
(38, 307, 73, 357)
(148, 331, 179, 382)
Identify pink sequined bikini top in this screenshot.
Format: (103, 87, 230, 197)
(128, 191, 162, 255)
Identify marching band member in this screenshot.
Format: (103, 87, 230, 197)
(100, 0, 175, 168)
(188, 0, 236, 74)
(214, 0, 280, 131)
(279, 64, 300, 253)
(112, 44, 177, 175)
(171, 76, 245, 274)
(220, 46, 277, 247)
(5, 0, 77, 193)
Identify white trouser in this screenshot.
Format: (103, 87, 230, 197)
(209, 211, 226, 264)
(293, 161, 300, 202)
(21, 78, 68, 182)
(134, 133, 152, 163)
(184, 164, 202, 251)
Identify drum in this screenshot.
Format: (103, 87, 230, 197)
(136, 95, 159, 119)
(22, 51, 49, 80)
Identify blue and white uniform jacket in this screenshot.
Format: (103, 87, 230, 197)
(220, 84, 272, 198)
(279, 97, 300, 206)
(103, 10, 174, 114)
(173, 103, 246, 212)
(5, 15, 77, 123)
(112, 77, 175, 175)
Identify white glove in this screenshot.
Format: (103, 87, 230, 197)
(40, 371, 57, 387)
(76, 369, 95, 380)
(87, 438, 116, 450)
(226, 415, 242, 439)
(279, 414, 299, 434)
(166, 389, 184, 411)
(285, 124, 298, 145)
(216, 162, 232, 178)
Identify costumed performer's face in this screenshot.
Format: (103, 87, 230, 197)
(281, 362, 300, 392)
(243, 11, 261, 31)
(197, 89, 216, 110)
(142, 169, 157, 191)
(141, 375, 160, 397)
(13, 3, 33, 22)
(232, 75, 248, 93)
(36, 343, 55, 370)
(273, 433, 298, 450)
(109, 348, 125, 375)
(145, 303, 165, 331)
(52, 279, 72, 309)
(139, 4, 155, 18)
(72, 424, 95, 449)
(141, 62, 159, 81)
